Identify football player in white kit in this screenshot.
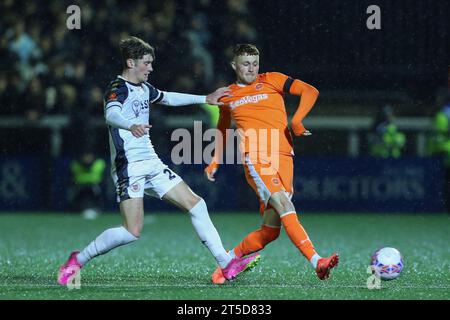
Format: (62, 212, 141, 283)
(58, 37, 260, 285)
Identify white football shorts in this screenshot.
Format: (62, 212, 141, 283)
(113, 158, 183, 203)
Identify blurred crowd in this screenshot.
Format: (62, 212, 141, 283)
(0, 0, 259, 121)
(1, 0, 448, 213)
(0, 0, 448, 157)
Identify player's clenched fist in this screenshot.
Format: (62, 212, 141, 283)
(130, 124, 152, 138)
(291, 122, 311, 137)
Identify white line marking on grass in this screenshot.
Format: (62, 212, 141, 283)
(1, 284, 449, 289)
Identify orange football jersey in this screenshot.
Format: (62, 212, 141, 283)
(218, 72, 294, 157)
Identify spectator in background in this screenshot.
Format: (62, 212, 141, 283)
(8, 21, 42, 67)
(0, 73, 18, 116)
(70, 150, 106, 220)
(58, 83, 77, 115)
(427, 93, 450, 212)
(1, 72, 27, 116)
(67, 83, 106, 220)
(369, 105, 406, 159)
(184, 13, 214, 88)
(221, 0, 257, 44)
(23, 76, 46, 122)
(84, 86, 105, 117)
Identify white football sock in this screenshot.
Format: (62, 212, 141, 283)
(310, 253, 321, 269)
(76, 226, 138, 266)
(189, 199, 231, 268)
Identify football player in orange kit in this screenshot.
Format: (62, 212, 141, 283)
(205, 44, 339, 284)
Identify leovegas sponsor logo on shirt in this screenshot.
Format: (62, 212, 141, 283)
(229, 93, 268, 109)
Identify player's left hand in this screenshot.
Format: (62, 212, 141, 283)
(291, 122, 312, 137)
(204, 161, 219, 182)
(206, 87, 230, 105)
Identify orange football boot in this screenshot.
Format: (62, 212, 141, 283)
(316, 253, 339, 280)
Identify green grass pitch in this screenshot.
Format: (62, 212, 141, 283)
(0, 212, 449, 300)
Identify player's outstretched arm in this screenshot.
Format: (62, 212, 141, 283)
(289, 80, 319, 136)
(157, 87, 230, 107)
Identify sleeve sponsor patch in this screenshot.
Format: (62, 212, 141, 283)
(108, 92, 118, 101)
(103, 79, 128, 107)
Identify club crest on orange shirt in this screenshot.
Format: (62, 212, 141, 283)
(271, 177, 280, 185)
(255, 83, 263, 90)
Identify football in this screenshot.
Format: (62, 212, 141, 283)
(371, 247, 404, 280)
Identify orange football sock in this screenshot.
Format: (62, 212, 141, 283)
(281, 212, 317, 261)
(234, 225, 280, 258)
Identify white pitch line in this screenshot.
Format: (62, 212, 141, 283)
(0, 284, 449, 289)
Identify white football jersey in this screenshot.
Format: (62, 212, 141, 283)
(104, 75, 164, 177)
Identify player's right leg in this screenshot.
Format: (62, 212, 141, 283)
(211, 154, 287, 284)
(57, 176, 145, 286)
(268, 191, 339, 280)
(161, 180, 260, 281)
(232, 153, 288, 258)
(241, 153, 338, 280)
(77, 198, 142, 264)
(162, 181, 231, 267)
(211, 207, 278, 284)
(232, 206, 281, 258)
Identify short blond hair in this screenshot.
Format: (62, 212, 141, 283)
(232, 44, 259, 58)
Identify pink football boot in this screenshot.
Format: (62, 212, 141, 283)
(57, 251, 82, 285)
(221, 253, 260, 281)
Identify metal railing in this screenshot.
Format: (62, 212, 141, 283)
(0, 115, 433, 157)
